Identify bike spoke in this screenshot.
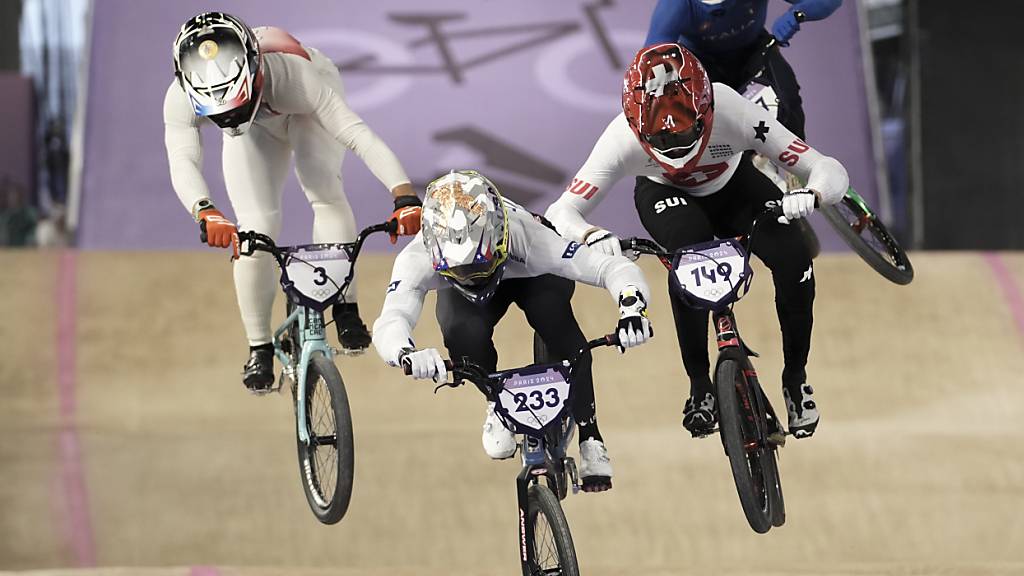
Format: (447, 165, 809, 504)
(308, 375, 338, 505)
(532, 512, 561, 572)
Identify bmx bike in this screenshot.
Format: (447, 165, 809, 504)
(621, 207, 790, 534)
(236, 220, 396, 524)
(407, 334, 620, 575)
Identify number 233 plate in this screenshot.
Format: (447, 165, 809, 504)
(493, 365, 571, 435)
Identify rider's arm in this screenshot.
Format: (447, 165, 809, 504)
(163, 81, 213, 217)
(268, 54, 412, 196)
(726, 85, 848, 205)
(543, 114, 646, 243)
(524, 217, 651, 303)
(782, 0, 843, 21)
(645, 0, 692, 46)
(371, 236, 445, 366)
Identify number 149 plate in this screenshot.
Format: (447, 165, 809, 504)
(494, 365, 571, 435)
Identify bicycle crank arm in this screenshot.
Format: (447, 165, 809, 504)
(565, 457, 580, 495)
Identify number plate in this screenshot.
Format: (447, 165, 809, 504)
(280, 245, 352, 311)
(671, 239, 751, 309)
(743, 81, 779, 117)
(493, 365, 571, 435)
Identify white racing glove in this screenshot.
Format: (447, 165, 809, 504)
(616, 284, 653, 351)
(399, 348, 448, 382)
(779, 188, 818, 224)
(584, 227, 622, 256)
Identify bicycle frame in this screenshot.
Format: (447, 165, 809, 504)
(712, 308, 784, 448)
(274, 305, 334, 445)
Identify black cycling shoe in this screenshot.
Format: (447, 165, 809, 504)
(333, 303, 371, 354)
(243, 345, 275, 393)
(682, 392, 718, 437)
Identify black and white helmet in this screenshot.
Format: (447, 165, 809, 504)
(173, 12, 263, 136)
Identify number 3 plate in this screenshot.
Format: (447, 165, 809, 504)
(280, 245, 353, 311)
(493, 365, 571, 435)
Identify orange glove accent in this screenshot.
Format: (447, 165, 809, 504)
(389, 205, 422, 244)
(198, 209, 240, 258)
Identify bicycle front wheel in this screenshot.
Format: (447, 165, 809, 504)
(527, 484, 580, 576)
(716, 358, 776, 534)
(821, 196, 914, 285)
(295, 352, 355, 524)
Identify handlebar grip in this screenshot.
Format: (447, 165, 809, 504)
(386, 218, 399, 235)
(619, 238, 633, 252)
(401, 358, 454, 376)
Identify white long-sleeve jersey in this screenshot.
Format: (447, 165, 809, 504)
(163, 32, 410, 215)
(372, 201, 651, 366)
(544, 82, 849, 243)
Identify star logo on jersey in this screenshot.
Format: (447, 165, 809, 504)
(754, 121, 770, 143)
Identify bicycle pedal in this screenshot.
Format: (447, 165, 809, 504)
(768, 430, 787, 447)
(565, 457, 581, 495)
(334, 346, 368, 357)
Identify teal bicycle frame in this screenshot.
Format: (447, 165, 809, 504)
(274, 304, 332, 445)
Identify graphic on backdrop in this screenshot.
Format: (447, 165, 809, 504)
(336, 1, 624, 84)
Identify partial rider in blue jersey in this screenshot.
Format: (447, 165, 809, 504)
(645, 0, 842, 140)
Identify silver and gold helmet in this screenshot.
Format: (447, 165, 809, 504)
(173, 12, 263, 137)
(421, 170, 509, 304)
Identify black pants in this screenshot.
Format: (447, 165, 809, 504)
(633, 159, 815, 396)
(435, 275, 597, 433)
(700, 31, 806, 139)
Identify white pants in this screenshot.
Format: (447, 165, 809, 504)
(224, 56, 357, 346)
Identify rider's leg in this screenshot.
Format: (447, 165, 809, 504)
(223, 124, 291, 346)
(223, 124, 291, 390)
(516, 274, 611, 490)
(435, 284, 517, 459)
(633, 178, 716, 390)
(762, 45, 806, 140)
(713, 160, 819, 435)
(514, 275, 598, 442)
(287, 114, 368, 351)
(634, 177, 721, 434)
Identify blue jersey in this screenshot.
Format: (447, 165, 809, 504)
(645, 0, 841, 56)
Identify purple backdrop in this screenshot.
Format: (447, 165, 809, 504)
(77, 0, 874, 250)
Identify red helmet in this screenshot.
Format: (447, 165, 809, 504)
(622, 43, 714, 172)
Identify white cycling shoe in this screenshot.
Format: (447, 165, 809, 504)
(784, 383, 820, 439)
(578, 438, 613, 492)
(482, 402, 517, 459)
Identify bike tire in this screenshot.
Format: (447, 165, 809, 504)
(821, 197, 914, 285)
(527, 484, 580, 576)
(715, 358, 773, 534)
(295, 352, 355, 524)
(770, 453, 786, 528)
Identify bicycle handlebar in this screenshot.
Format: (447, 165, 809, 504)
(403, 333, 620, 400)
(237, 219, 398, 264)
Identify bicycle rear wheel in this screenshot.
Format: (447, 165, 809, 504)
(295, 351, 355, 524)
(527, 484, 579, 576)
(715, 358, 775, 534)
(821, 195, 914, 285)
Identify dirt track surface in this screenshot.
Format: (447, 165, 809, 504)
(2, 251, 1023, 575)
